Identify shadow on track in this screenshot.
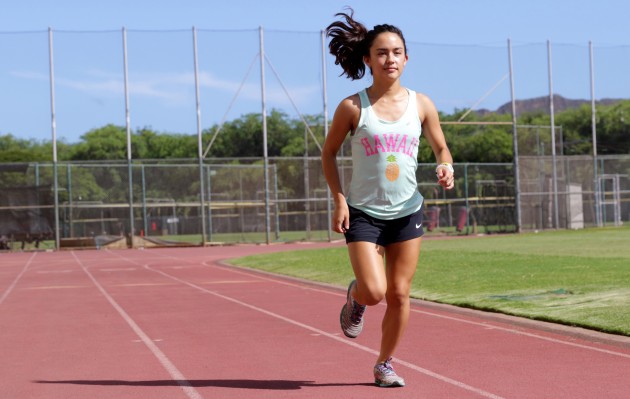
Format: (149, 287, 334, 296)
(35, 379, 375, 390)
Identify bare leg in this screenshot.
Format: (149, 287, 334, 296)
(377, 237, 422, 363)
(347, 241, 387, 306)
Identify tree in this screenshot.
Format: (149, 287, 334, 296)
(69, 124, 147, 160)
(429, 112, 514, 163)
(203, 109, 306, 158)
(596, 101, 630, 155)
(0, 134, 52, 162)
(515, 100, 630, 156)
(2, 100, 629, 165)
(138, 128, 197, 159)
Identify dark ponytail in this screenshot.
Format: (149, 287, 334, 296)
(326, 8, 408, 81)
(326, 8, 368, 80)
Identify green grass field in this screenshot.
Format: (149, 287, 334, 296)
(230, 226, 630, 336)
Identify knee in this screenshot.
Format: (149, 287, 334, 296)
(357, 282, 386, 306)
(385, 284, 411, 308)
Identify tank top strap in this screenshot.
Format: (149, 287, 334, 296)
(404, 89, 421, 124)
(358, 89, 370, 110)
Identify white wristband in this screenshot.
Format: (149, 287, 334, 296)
(435, 162, 454, 174)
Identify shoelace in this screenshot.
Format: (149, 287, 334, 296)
(350, 300, 366, 323)
(376, 359, 395, 375)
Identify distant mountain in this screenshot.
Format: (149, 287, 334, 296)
(476, 95, 625, 116)
(499, 95, 624, 114)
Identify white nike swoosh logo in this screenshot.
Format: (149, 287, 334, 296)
(416, 224, 422, 229)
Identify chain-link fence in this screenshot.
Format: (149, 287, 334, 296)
(0, 159, 515, 249)
(519, 155, 630, 230)
(517, 121, 630, 230)
(2, 156, 629, 250)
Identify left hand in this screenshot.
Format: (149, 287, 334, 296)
(436, 167, 455, 190)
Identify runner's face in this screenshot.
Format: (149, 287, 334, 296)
(364, 32, 408, 81)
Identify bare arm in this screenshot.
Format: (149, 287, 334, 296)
(321, 95, 360, 233)
(417, 93, 455, 190)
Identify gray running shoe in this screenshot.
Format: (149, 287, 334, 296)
(339, 280, 366, 338)
(374, 357, 406, 387)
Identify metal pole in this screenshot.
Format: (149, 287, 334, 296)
(48, 27, 61, 249)
(547, 40, 560, 229)
(273, 164, 280, 240)
(304, 125, 311, 239)
(464, 163, 470, 234)
(206, 165, 212, 242)
(142, 165, 148, 236)
(67, 164, 73, 237)
(321, 29, 332, 241)
(192, 27, 207, 244)
(589, 41, 601, 227)
(122, 27, 135, 246)
(259, 26, 271, 244)
(507, 39, 521, 232)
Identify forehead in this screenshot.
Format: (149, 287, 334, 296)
(370, 32, 404, 50)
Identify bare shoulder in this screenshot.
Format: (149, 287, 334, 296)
(337, 93, 361, 115)
(415, 91, 437, 110)
(415, 91, 438, 122)
(332, 93, 361, 131)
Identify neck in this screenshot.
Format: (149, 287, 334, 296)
(367, 81, 403, 98)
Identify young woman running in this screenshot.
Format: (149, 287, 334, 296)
(322, 9, 455, 387)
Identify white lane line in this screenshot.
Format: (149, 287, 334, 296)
(98, 267, 137, 272)
(70, 251, 203, 399)
(21, 285, 90, 290)
(410, 308, 630, 360)
(143, 263, 504, 399)
(0, 252, 37, 306)
(36, 270, 74, 274)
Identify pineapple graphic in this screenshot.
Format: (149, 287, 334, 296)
(385, 154, 399, 181)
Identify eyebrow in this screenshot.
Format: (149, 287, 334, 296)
(375, 47, 404, 51)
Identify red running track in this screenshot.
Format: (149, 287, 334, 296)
(1, 243, 629, 399)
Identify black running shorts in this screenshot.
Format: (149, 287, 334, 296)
(344, 204, 425, 246)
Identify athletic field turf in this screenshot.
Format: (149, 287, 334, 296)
(230, 226, 630, 336)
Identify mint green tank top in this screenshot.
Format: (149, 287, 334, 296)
(346, 88, 424, 220)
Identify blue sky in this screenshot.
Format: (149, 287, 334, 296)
(2, 0, 629, 143)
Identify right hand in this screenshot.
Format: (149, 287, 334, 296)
(333, 202, 350, 234)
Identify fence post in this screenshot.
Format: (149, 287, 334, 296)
(273, 164, 280, 240)
(48, 27, 61, 249)
(67, 164, 73, 237)
(321, 29, 332, 242)
(206, 165, 213, 242)
(192, 26, 207, 244)
(547, 40, 560, 229)
(304, 126, 311, 239)
(507, 38, 521, 232)
(259, 26, 271, 244)
(122, 27, 135, 246)
(464, 163, 470, 233)
(141, 165, 148, 236)
(589, 41, 601, 227)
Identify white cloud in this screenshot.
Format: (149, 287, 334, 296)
(10, 68, 321, 111)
